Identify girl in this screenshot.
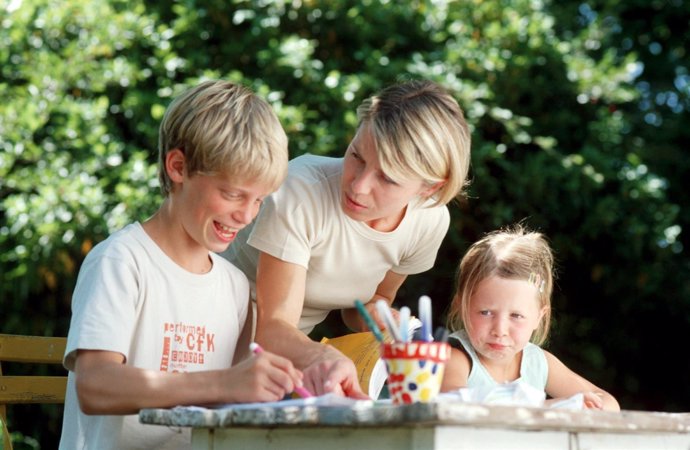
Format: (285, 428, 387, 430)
(442, 225, 620, 411)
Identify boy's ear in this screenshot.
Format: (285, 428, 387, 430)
(165, 148, 186, 183)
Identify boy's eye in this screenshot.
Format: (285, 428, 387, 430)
(223, 191, 242, 200)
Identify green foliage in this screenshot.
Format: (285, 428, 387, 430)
(2, 0, 689, 446)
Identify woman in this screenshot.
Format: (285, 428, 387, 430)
(224, 79, 472, 397)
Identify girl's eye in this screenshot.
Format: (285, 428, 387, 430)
(511, 313, 524, 319)
(479, 310, 491, 316)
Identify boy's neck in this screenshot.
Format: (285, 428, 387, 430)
(142, 209, 213, 274)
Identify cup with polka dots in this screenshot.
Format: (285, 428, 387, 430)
(381, 341, 451, 405)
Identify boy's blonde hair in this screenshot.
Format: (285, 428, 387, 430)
(356, 80, 471, 207)
(447, 225, 555, 346)
(158, 80, 288, 196)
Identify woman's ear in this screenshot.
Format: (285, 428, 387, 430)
(420, 180, 446, 199)
(165, 148, 186, 183)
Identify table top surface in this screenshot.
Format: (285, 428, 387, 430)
(139, 396, 690, 434)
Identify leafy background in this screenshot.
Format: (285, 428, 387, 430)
(2, 0, 689, 447)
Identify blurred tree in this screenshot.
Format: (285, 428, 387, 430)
(1, 0, 687, 447)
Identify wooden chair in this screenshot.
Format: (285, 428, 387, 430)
(0, 334, 67, 450)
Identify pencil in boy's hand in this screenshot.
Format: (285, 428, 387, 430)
(354, 299, 385, 342)
(249, 342, 314, 398)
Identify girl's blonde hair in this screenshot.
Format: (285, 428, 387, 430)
(447, 224, 555, 346)
(356, 80, 472, 206)
(157, 80, 288, 196)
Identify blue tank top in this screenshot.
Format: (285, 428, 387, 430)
(448, 330, 548, 390)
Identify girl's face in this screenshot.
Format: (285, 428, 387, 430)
(340, 125, 436, 232)
(466, 275, 546, 367)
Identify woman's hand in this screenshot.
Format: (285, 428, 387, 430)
(365, 299, 400, 333)
(301, 347, 370, 399)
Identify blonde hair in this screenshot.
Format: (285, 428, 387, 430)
(157, 80, 288, 196)
(356, 79, 471, 207)
(447, 224, 555, 346)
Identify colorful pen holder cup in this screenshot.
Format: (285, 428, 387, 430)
(381, 341, 451, 405)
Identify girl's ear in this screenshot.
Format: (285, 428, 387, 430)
(165, 148, 186, 183)
(537, 306, 549, 325)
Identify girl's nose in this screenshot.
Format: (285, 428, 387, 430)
(491, 317, 508, 336)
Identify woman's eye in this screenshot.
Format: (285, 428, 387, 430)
(381, 174, 398, 185)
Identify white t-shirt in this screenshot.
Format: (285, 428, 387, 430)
(59, 223, 249, 450)
(224, 154, 450, 334)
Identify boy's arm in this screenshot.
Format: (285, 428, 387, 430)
(73, 347, 302, 414)
(254, 251, 368, 399)
(232, 294, 254, 364)
(544, 350, 620, 411)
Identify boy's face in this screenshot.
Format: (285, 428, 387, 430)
(176, 169, 274, 254)
(465, 275, 545, 369)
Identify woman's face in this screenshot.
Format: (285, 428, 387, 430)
(340, 124, 434, 232)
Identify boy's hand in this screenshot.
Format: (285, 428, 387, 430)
(223, 350, 303, 403)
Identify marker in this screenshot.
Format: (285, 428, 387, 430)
(418, 295, 432, 342)
(399, 306, 411, 342)
(250, 342, 313, 398)
(354, 299, 385, 342)
(375, 299, 402, 342)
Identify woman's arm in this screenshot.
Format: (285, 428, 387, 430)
(341, 270, 407, 332)
(544, 350, 620, 411)
(254, 251, 368, 398)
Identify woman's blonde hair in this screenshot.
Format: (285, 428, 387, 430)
(447, 224, 555, 346)
(356, 79, 471, 206)
(157, 80, 288, 196)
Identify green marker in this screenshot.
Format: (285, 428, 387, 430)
(354, 299, 385, 342)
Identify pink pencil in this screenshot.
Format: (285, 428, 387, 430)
(249, 342, 313, 398)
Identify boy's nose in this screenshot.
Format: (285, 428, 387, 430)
(235, 202, 257, 226)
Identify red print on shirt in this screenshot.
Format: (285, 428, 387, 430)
(159, 322, 216, 372)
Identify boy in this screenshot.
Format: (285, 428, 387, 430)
(59, 80, 303, 449)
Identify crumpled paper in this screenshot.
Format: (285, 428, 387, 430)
(437, 380, 584, 410)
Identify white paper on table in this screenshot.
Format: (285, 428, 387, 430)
(436, 380, 584, 410)
(179, 393, 373, 413)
